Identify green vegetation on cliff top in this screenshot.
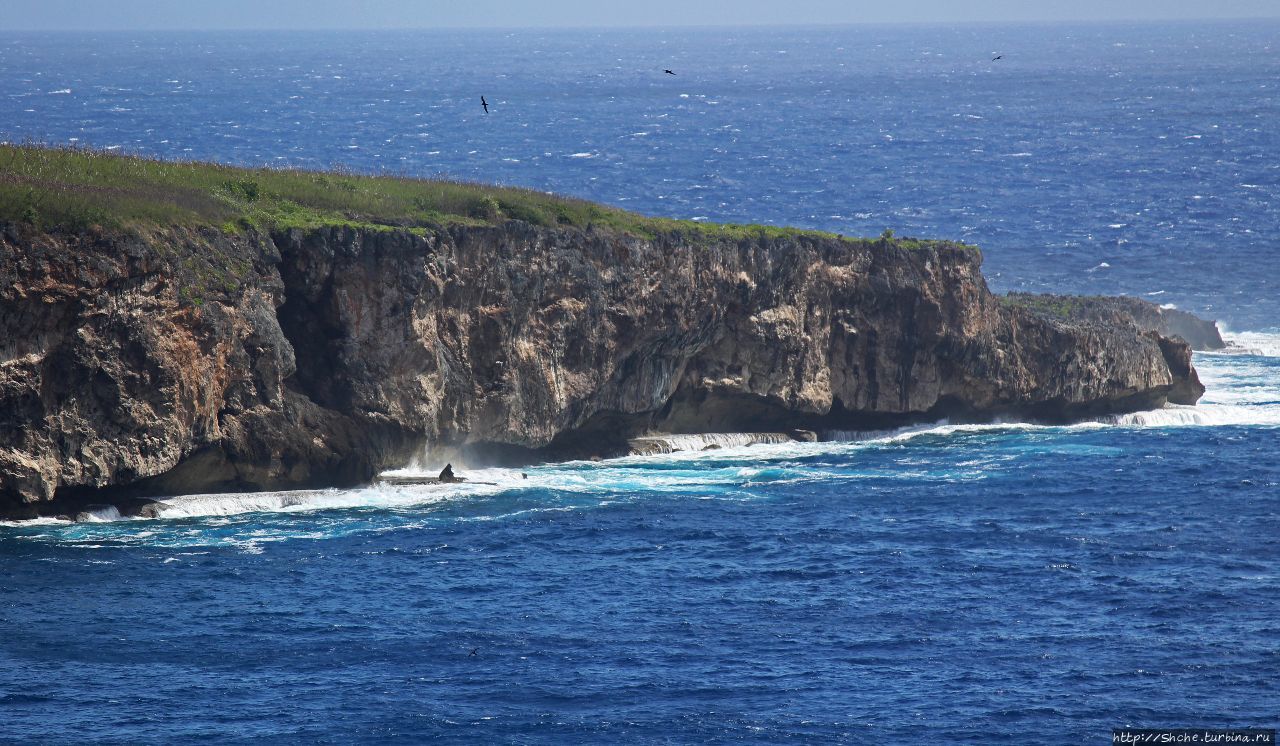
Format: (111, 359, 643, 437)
(999, 292, 1115, 319)
(0, 143, 965, 249)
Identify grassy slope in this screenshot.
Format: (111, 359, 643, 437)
(0, 143, 963, 249)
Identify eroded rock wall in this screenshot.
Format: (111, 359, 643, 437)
(0, 222, 1203, 517)
(1005, 292, 1225, 351)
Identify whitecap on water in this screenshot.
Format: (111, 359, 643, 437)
(1211, 330, 1280, 359)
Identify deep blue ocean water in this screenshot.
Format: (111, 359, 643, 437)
(1, 23, 1277, 743)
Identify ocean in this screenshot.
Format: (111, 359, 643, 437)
(1, 23, 1277, 743)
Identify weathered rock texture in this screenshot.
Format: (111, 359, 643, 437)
(1005, 292, 1225, 351)
(1, 221, 1203, 518)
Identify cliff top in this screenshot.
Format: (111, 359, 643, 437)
(1001, 291, 1224, 350)
(1, 143, 963, 250)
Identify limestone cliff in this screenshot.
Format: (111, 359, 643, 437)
(1004, 292, 1225, 351)
(0, 221, 1203, 518)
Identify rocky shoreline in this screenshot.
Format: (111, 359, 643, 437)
(0, 220, 1209, 520)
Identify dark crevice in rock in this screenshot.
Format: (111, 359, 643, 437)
(275, 233, 348, 410)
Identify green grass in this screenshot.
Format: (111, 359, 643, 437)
(0, 143, 969, 250)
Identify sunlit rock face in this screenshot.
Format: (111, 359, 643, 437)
(0, 221, 1202, 517)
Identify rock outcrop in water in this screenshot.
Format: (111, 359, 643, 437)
(0, 221, 1205, 518)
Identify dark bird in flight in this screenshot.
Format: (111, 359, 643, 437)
(992, 55, 1003, 61)
(664, 69, 676, 75)
(469, 648, 479, 656)
(481, 96, 489, 113)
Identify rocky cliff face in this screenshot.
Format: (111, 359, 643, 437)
(0, 221, 1203, 518)
(1005, 292, 1225, 351)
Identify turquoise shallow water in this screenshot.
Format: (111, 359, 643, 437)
(1, 23, 1279, 743)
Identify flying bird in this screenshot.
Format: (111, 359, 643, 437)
(481, 96, 489, 114)
(992, 55, 1004, 61)
(664, 69, 676, 75)
(470, 648, 478, 656)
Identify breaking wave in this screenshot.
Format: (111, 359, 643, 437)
(628, 432, 795, 454)
(2, 331, 1275, 537)
(74, 505, 122, 522)
(1099, 403, 1280, 427)
(1211, 330, 1280, 359)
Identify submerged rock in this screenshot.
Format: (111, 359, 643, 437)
(119, 497, 169, 519)
(0, 221, 1207, 518)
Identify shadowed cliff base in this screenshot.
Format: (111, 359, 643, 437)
(0, 147, 1207, 519)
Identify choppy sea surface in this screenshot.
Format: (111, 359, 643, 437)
(1, 23, 1277, 743)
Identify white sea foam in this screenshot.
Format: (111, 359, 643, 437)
(1099, 403, 1280, 427)
(0, 516, 68, 528)
(828, 419, 1109, 446)
(156, 490, 333, 518)
(629, 432, 794, 454)
(150, 479, 511, 520)
(1210, 330, 1280, 359)
(76, 506, 122, 522)
(6, 332, 1275, 529)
